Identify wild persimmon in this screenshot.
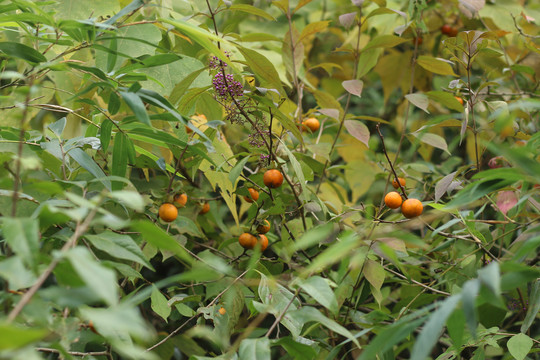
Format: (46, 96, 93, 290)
(173, 193, 188, 207)
(392, 177, 406, 189)
(239, 233, 257, 249)
(244, 188, 259, 203)
(263, 169, 283, 189)
(302, 117, 320, 132)
(258, 234, 268, 251)
(257, 219, 271, 234)
(159, 203, 178, 222)
(218, 307, 226, 315)
(200, 202, 210, 214)
(384, 192, 403, 209)
(455, 96, 464, 105)
(401, 198, 423, 218)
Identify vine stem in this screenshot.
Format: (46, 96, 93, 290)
(316, 14, 362, 194)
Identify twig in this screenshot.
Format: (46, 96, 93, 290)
(376, 124, 408, 199)
(265, 287, 300, 337)
(36, 348, 110, 357)
(383, 265, 451, 296)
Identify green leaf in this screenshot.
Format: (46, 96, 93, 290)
(298, 21, 330, 43)
(151, 285, 171, 322)
(344, 120, 369, 147)
(461, 279, 480, 338)
(112, 132, 128, 190)
(447, 310, 466, 350)
(131, 220, 193, 264)
(406, 93, 430, 113)
(229, 4, 276, 20)
(363, 35, 408, 52)
(0, 256, 36, 290)
(238, 337, 271, 360)
(0, 323, 47, 350)
(120, 91, 151, 126)
(302, 231, 359, 276)
(0, 41, 47, 64)
(417, 56, 457, 76)
(100, 118, 113, 152)
(445, 175, 517, 209)
(238, 46, 284, 94)
(275, 337, 317, 360)
(411, 295, 461, 360)
(521, 279, 540, 333)
(66, 246, 118, 306)
(507, 333, 533, 360)
(109, 190, 145, 212)
(228, 156, 250, 185)
(427, 91, 464, 112)
(412, 132, 449, 153)
(68, 148, 111, 190)
(296, 276, 339, 314)
(478, 261, 500, 296)
(85, 230, 153, 270)
(342, 79, 363, 98)
(169, 67, 208, 106)
(364, 259, 385, 291)
(2, 217, 39, 268)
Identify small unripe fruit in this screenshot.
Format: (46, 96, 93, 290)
(401, 198, 423, 218)
(384, 192, 403, 209)
(159, 203, 178, 222)
(263, 169, 284, 189)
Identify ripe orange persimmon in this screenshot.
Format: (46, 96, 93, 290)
(218, 307, 226, 315)
(263, 169, 284, 189)
(392, 177, 406, 189)
(200, 202, 210, 214)
(258, 234, 268, 251)
(257, 219, 271, 234)
(455, 96, 464, 105)
(239, 233, 257, 249)
(302, 117, 320, 132)
(173, 193, 188, 207)
(385, 192, 403, 209)
(244, 188, 259, 203)
(401, 198, 423, 218)
(441, 24, 452, 35)
(159, 203, 178, 222)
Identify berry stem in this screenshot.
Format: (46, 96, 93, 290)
(376, 124, 408, 199)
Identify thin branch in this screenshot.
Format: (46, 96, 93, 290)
(36, 348, 110, 357)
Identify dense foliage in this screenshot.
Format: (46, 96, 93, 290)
(0, 0, 539, 359)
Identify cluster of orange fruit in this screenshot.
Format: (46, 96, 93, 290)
(158, 193, 210, 223)
(384, 177, 424, 218)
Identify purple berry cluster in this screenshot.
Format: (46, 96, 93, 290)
(212, 72, 244, 99)
(209, 51, 231, 69)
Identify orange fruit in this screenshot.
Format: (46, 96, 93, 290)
(401, 198, 423, 218)
(455, 96, 464, 105)
(302, 117, 320, 132)
(173, 193, 188, 207)
(257, 219, 271, 234)
(185, 125, 193, 134)
(414, 37, 423, 45)
(159, 203, 178, 222)
(441, 24, 452, 35)
(200, 202, 210, 214)
(258, 234, 268, 251)
(218, 307, 226, 315)
(392, 177, 406, 189)
(239, 233, 257, 249)
(244, 188, 259, 203)
(263, 169, 284, 189)
(384, 192, 403, 209)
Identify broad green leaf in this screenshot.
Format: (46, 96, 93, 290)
(298, 21, 330, 43)
(478, 261, 500, 296)
(238, 46, 284, 94)
(275, 140, 308, 203)
(228, 156, 250, 185)
(238, 337, 271, 360)
(293, 0, 312, 13)
(363, 35, 408, 52)
(447, 310, 466, 350)
(0, 41, 46, 64)
(131, 220, 193, 264)
(66, 246, 118, 306)
(151, 285, 171, 321)
(521, 279, 540, 333)
(296, 276, 339, 314)
(112, 132, 128, 190)
(365, 7, 407, 19)
(289, 306, 360, 348)
(507, 333, 533, 360)
(302, 231, 359, 276)
(410, 295, 460, 360)
(274, 337, 317, 360)
(229, 5, 276, 20)
(68, 148, 111, 190)
(435, 171, 457, 202)
(288, 223, 334, 255)
(427, 91, 464, 112)
(0, 324, 47, 350)
(85, 230, 153, 270)
(413, 132, 449, 153)
(445, 175, 518, 209)
(2, 218, 39, 268)
(0, 256, 36, 290)
(461, 279, 480, 338)
(417, 56, 457, 76)
(100, 118, 113, 152)
(364, 259, 385, 290)
(109, 190, 145, 212)
(120, 91, 151, 126)
(406, 93, 430, 113)
(169, 67, 208, 106)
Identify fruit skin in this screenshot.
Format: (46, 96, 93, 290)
(455, 96, 464, 105)
(441, 24, 452, 35)
(392, 177, 406, 189)
(159, 203, 178, 222)
(385, 192, 403, 209)
(239, 233, 257, 249)
(244, 188, 259, 203)
(258, 234, 268, 251)
(263, 169, 284, 189)
(173, 193, 188, 207)
(401, 198, 423, 218)
(218, 307, 226, 315)
(200, 202, 210, 214)
(302, 117, 320, 132)
(413, 37, 423, 45)
(257, 220, 271, 234)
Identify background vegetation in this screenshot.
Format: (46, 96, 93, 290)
(0, 0, 539, 359)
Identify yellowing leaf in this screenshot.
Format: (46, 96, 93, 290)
(298, 21, 330, 43)
(363, 35, 408, 52)
(417, 56, 457, 76)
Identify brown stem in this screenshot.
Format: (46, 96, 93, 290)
(376, 124, 408, 199)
